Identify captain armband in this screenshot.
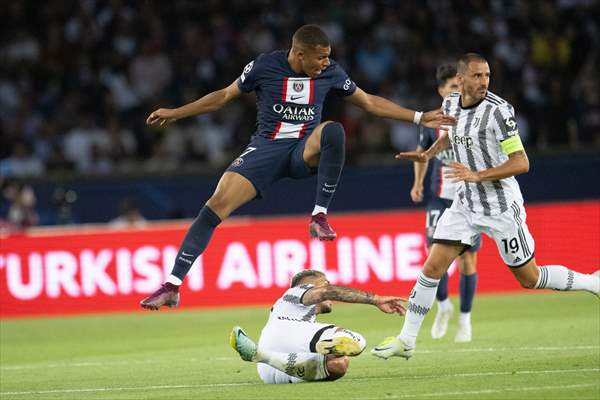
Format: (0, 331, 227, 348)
(500, 135, 524, 155)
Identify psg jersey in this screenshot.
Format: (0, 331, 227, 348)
(236, 50, 357, 140)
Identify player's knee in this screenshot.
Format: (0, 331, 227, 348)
(326, 356, 349, 380)
(423, 261, 446, 279)
(321, 121, 345, 146)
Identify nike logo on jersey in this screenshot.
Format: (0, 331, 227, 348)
(181, 251, 193, 257)
(290, 95, 304, 101)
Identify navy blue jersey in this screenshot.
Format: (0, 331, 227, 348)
(418, 127, 456, 200)
(236, 50, 356, 140)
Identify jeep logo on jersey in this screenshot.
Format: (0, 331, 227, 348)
(293, 82, 304, 92)
(272, 104, 316, 121)
(452, 135, 474, 149)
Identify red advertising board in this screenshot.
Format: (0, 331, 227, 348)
(1, 201, 598, 318)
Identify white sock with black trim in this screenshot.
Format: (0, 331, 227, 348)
(399, 272, 440, 347)
(255, 350, 329, 381)
(535, 265, 600, 294)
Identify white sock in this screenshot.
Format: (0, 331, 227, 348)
(399, 272, 440, 346)
(535, 265, 600, 294)
(166, 275, 183, 286)
(438, 298, 452, 312)
(255, 350, 328, 381)
(312, 205, 327, 216)
(459, 312, 471, 326)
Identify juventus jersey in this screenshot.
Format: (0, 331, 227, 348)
(267, 284, 317, 323)
(443, 91, 524, 216)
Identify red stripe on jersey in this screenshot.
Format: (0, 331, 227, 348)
(308, 79, 314, 104)
(270, 121, 282, 140)
(281, 78, 288, 102)
(297, 123, 308, 139)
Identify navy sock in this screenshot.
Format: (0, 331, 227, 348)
(436, 273, 449, 301)
(171, 205, 221, 280)
(459, 272, 477, 313)
(315, 122, 345, 210)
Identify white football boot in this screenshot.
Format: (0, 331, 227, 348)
(370, 336, 415, 360)
(431, 301, 454, 339)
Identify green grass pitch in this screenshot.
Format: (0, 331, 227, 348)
(1, 292, 599, 399)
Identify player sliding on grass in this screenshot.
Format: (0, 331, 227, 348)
(372, 53, 600, 360)
(230, 269, 406, 383)
(140, 24, 456, 310)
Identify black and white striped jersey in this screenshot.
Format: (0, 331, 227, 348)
(443, 91, 524, 216)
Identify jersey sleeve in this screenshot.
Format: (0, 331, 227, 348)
(418, 127, 436, 149)
(491, 103, 524, 155)
(236, 54, 264, 93)
(282, 284, 314, 305)
(332, 64, 357, 97)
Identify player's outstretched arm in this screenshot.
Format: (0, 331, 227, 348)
(146, 80, 242, 126)
(302, 285, 407, 315)
(344, 88, 456, 129)
(396, 134, 450, 163)
(446, 150, 529, 183)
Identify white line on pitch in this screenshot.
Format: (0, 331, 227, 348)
(1, 368, 598, 396)
(360, 383, 599, 399)
(2, 345, 597, 371)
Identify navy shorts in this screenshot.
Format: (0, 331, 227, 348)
(426, 196, 482, 252)
(226, 135, 316, 198)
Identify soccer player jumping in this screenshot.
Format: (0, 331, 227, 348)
(372, 53, 600, 360)
(140, 25, 455, 310)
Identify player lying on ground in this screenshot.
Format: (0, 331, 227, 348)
(140, 24, 455, 310)
(409, 63, 481, 343)
(372, 52, 600, 360)
(230, 269, 406, 383)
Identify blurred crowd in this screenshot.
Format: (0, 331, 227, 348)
(1, 0, 599, 180)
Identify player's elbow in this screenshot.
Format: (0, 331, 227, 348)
(325, 356, 349, 380)
(519, 158, 529, 174)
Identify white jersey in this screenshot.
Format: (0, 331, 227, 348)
(266, 284, 317, 324)
(258, 284, 335, 355)
(443, 91, 524, 216)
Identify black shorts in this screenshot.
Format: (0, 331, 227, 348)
(426, 196, 482, 252)
(226, 135, 316, 198)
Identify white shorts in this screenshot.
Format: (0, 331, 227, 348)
(256, 320, 337, 384)
(433, 200, 535, 267)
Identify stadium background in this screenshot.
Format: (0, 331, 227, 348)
(1, 2, 599, 399)
(1, 0, 599, 317)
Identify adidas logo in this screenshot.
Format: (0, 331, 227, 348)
(514, 256, 522, 263)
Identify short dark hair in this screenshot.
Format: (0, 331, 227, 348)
(292, 25, 330, 48)
(457, 53, 488, 73)
(290, 269, 326, 287)
(436, 64, 457, 87)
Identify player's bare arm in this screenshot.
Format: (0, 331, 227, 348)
(146, 80, 242, 126)
(302, 285, 407, 315)
(446, 150, 529, 183)
(410, 145, 427, 203)
(344, 87, 456, 129)
(397, 134, 450, 163)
